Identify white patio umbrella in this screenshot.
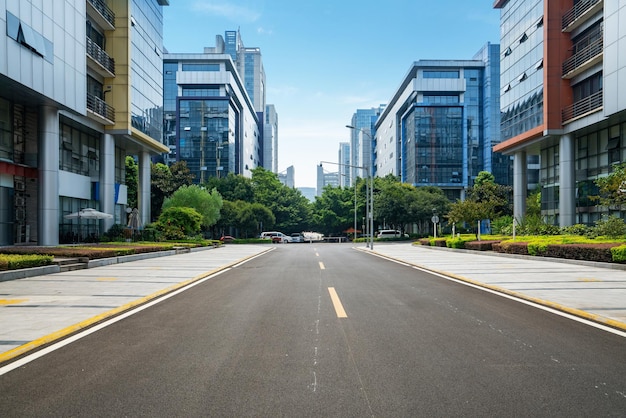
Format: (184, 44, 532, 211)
(64, 208, 113, 220)
(64, 208, 112, 242)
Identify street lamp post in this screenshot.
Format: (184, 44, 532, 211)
(346, 125, 374, 250)
(320, 160, 372, 249)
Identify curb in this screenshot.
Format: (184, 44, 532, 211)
(358, 247, 626, 333)
(0, 247, 273, 365)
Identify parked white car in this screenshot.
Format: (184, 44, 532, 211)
(376, 230, 409, 239)
(260, 231, 291, 243)
(290, 233, 305, 243)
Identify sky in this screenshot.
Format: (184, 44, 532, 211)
(163, 1, 501, 189)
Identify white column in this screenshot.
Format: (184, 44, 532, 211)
(138, 151, 151, 226)
(38, 106, 59, 245)
(100, 134, 115, 232)
(559, 134, 576, 227)
(513, 151, 527, 222)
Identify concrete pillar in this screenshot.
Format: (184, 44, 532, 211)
(559, 134, 576, 227)
(38, 106, 59, 245)
(513, 151, 527, 222)
(100, 133, 115, 232)
(138, 151, 151, 226)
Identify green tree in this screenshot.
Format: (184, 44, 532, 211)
(206, 173, 254, 202)
(162, 185, 223, 229)
(447, 172, 512, 237)
(251, 167, 311, 233)
(125, 156, 138, 210)
(151, 161, 194, 221)
(594, 162, 626, 209)
(311, 185, 354, 236)
(156, 206, 202, 239)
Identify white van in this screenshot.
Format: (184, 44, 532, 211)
(376, 230, 409, 239)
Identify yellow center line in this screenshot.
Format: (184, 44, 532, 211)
(319, 261, 325, 270)
(328, 287, 347, 318)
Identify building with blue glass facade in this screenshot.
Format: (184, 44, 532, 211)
(162, 53, 261, 183)
(374, 43, 510, 200)
(348, 107, 386, 185)
(0, 0, 169, 246)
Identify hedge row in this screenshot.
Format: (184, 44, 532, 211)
(415, 238, 626, 264)
(0, 241, 221, 262)
(0, 254, 54, 271)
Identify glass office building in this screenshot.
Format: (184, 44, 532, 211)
(0, 0, 169, 246)
(494, 0, 626, 226)
(375, 44, 511, 201)
(162, 54, 260, 184)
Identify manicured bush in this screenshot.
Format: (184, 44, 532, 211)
(464, 240, 501, 251)
(561, 223, 589, 236)
(432, 239, 447, 247)
(545, 243, 617, 263)
(446, 237, 466, 249)
(493, 241, 529, 255)
(0, 254, 54, 271)
(611, 245, 626, 263)
(588, 215, 626, 239)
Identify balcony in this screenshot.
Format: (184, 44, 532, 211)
(86, 37, 115, 77)
(561, 90, 602, 124)
(86, 93, 115, 124)
(562, 36, 602, 78)
(562, 0, 603, 32)
(86, 0, 115, 31)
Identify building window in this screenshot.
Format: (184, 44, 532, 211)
(519, 32, 528, 43)
(0, 98, 12, 161)
(6, 11, 53, 62)
(59, 120, 100, 177)
(504, 47, 512, 57)
(182, 63, 219, 71)
(423, 70, 460, 79)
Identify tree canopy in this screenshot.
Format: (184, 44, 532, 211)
(162, 185, 223, 228)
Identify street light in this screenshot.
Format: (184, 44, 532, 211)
(346, 125, 375, 250)
(320, 160, 373, 250)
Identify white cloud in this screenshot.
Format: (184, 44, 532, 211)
(257, 27, 273, 35)
(191, 1, 261, 23)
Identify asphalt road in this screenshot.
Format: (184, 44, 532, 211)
(1, 244, 625, 417)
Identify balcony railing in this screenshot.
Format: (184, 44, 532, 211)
(87, 93, 115, 123)
(86, 37, 115, 76)
(562, 36, 602, 77)
(87, 0, 115, 28)
(562, 0, 601, 30)
(562, 90, 602, 124)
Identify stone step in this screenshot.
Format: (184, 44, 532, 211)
(58, 262, 88, 272)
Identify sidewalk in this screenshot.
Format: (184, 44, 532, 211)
(366, 243, 626, 332)
(2, 242, 625, 365)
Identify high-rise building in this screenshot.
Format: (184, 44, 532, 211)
(278, 165, 295, 188)
(264, 104, 278, 173)
(0, 0, 169, 246)
(374, 43, 510, 201)
(162, 52, 261, 183)
(316, 165, 340, 196)
(338, 142, 351, 187)
(493, 0, 625, 226)
(347, 107, 385, 184)
(163, 30, 272, 182)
